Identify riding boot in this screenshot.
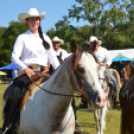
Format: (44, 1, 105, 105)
(2, 97, 18, 134)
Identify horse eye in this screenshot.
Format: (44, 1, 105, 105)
(78, 66, 85, 73)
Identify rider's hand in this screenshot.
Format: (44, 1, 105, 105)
(24, 67, 36, 78)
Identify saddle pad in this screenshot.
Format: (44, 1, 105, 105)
(20, 78, 43, 110)
(3, 78, 44, 110)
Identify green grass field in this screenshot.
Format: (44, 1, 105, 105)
(0, 84, 121, 134)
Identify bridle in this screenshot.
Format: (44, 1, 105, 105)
(30, 54, 85, 97)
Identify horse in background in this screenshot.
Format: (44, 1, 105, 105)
(120, 62, 134, 85)
(86, 42, 115, 134)
(119, 62, 134, 134)
(121, 62, 134, 84)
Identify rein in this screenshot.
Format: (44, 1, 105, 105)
(29, 54, 84, 97)
(30, 79, 82, 97)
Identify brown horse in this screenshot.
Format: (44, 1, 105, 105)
(121, 62, 134, 84)
(119, 62, 134, 134)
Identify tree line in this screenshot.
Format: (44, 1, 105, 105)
(0, 0, 134, 66)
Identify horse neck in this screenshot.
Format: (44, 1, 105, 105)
(41, 55, 79, 119)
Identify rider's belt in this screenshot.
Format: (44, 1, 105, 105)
(18, 65, 49, 77)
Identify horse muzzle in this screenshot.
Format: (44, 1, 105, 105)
(95, 94, 107, 108)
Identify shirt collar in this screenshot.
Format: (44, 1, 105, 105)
(27, 30, 39, 38)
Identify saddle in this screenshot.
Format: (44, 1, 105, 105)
(3, 74, 50, 109)
(3, 73, 50, 133)
(105, 74, 115, 97)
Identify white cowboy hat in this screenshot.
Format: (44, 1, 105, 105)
(18, 8, 46, 23)
(52, 36, 64, 45)
(88, 36, 102, 46)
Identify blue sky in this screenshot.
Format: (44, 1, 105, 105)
(0, 0, 89, 33)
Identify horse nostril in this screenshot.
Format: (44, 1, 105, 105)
(96, 96, 101, 103)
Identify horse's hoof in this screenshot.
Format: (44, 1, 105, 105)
(74, 128, 83, 134)
(103, 126, 106, 130)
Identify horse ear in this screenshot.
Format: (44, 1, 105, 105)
(59, 51, 62, 57)
(70, 39, 78, 54)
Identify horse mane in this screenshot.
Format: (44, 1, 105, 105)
(130, 63, 134, 73)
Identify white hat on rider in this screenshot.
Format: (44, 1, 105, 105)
(18, 8, 46, 23)
(88, 36, 102, 46)
(52, 36, 64, 45)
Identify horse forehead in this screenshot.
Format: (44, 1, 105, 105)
(79, 53, 96, 65)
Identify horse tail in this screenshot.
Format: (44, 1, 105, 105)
(113, 70, 122, 90)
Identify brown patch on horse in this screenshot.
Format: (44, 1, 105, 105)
(20, 78, 43, 110)
(52, 100, 71, 132)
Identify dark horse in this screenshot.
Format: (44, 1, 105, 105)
(119, 62, 134, 134)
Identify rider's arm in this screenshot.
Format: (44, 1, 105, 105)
(11, 35, 27, 72)
(105, 50, 112, 67)
(44, 35, 60, 70)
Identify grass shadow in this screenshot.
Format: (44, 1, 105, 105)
(80, 122, 96, 128)
(112, 105, 121, 110)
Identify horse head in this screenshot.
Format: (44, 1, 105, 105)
(70, 39, 107, 108)
(121, 62, 134, 81)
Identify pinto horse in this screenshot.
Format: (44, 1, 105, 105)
(3, 40, 107, 134)
(119, 62, 134, 134)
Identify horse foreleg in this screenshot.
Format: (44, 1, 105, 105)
(100, 89, 109, 134)
(87, 103, 90, 111)
(100, 102, 107, 134)
(94, 109, 101, 134)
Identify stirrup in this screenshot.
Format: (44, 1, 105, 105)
(75, 120, 83, 133)
(2, 127, 9, 134)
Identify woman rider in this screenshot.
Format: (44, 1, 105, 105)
(2, 8, 60, 134)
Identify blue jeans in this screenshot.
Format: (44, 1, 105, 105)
(33, 71, 41, 75)
(106, 70, 117, 96)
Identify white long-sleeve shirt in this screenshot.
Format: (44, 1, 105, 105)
(94, 46, 112, 67)
(56, 48, 69, 61)
(11, 30, 60, 71)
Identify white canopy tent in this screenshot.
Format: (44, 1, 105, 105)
(109, 49, 134, 59)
